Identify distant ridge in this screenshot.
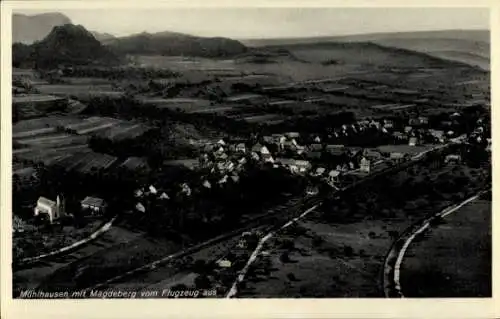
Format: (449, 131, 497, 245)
(104, 30, 248, 58)
(239, 29, 490, 46)
(240, 29, 490, 70)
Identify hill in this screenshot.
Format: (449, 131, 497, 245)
(240, 30, 490, 70)
(104, 31, 248, 58)
(13, 12, 72, 44)
(13, 24, 121, 69)
(91, 31, 116, 43)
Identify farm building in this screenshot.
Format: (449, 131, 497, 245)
(34, 195, 65, 224)
(81, 196, 107, 215)
(359, 157, 371, 173)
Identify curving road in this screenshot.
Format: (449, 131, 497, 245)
(383, 189, 489, 298)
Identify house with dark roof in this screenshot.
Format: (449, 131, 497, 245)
(81, 196, 107, 215)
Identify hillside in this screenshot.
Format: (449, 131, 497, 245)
(13, 12, 72, 44)
(240, 30, 490, 70)
(104, 31, 248, 58)
(13, 24, 121, 69)
(92, 31, 116, 43)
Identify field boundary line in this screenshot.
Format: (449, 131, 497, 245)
(225, 203, 320, 298)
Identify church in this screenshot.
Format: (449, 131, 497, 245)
(34, 195, 65, 224)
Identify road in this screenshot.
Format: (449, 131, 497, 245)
(387, 190, 488, 298)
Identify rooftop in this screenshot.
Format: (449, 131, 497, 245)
(81, 196, 106, 208)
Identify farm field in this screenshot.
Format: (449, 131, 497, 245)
(399, 197, 491, 297)
(35, 231, 185, 291)
(54, 151, 118, 174)
(34, 84, 124, 99)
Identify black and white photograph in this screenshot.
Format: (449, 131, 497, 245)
(3, 0, 494, 311)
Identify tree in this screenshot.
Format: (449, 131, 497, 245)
(194, 274, 211, 290)
(343, 245, 353, 257)
(280, 252, 290, 263)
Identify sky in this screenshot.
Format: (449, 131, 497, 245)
(14, 7, 490, 39)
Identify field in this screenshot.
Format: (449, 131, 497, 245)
(34, 229, 184, 291)
(54, 151, 118, 174)
(13, 224, 144, 294)
(35, 84, 124, 99)
(236, 162, 488, 297)
(399, 198, 491, 297)
(13, 219, 104, 261)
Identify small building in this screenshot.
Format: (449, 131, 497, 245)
(135, 203, 146, 213)
(216, 259, 232, 268)
(390, 152, 406, 162)
(81, 196, 107, 215)
(392, 131, 405, 140)
(202, 180, 212, 189)
(404, 126, 413, 134)
(149, 185, 158, 195)
(285, 132, 300, 139)
(313, 167, 326, 176)
(383, 119, 394, 128)
(359, 157, 371, 173)
(328, 170, 341, 184)
(445, 154, 462, 164)
(418, 116, 429, 124)
(295, 160, 312, 173)
(159, 192, 170, 200)
(408, 137, 418, 146)
(235, 143, 246, 153)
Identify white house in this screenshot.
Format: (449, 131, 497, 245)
(81, 196, 107, 215)
(216, 259, 232, 268)
(149, 185, 158, 195)
(159, 192, 170, 200)
(202, 180, 212, 189)
(328, 170, 341, 184)
(135, 202, 146, 213)
(360, 157, 371, 173)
